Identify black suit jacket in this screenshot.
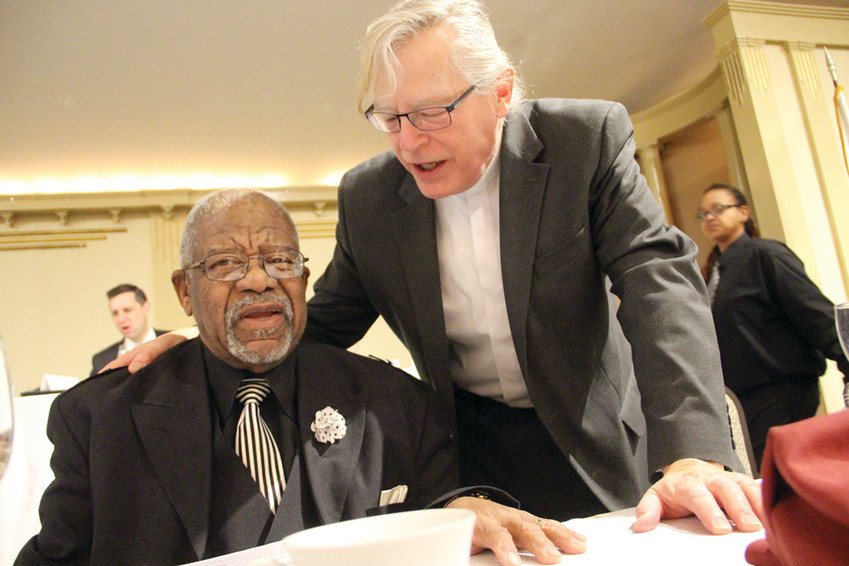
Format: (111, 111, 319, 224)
(17, 339, 458, 565)
(90, 329, 168, 375)
(306, 98, 735, 510)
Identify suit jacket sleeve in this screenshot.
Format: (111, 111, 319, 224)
(588, 103, 732, 473)
(16, 392, 94, 565)
(304, 180, 378, 348)
(761, 242, 849, 379)
(305, 157, 405, 349)
(388, 367, 459, 509)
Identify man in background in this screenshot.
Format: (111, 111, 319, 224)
(90, 284, 166, 375)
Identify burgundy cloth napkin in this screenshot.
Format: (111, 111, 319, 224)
(746, 410, 849, 566)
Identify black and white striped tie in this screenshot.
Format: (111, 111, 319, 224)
(235, 378, 285, 513)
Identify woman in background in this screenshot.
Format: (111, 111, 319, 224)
(698, 183, 849, 467)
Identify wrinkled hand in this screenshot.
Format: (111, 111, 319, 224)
(633, 458, 763, 535)
(446, 497, 587, 566)
(100, 327, 197, 374)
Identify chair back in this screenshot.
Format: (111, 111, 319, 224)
(725, 387, 758, 479)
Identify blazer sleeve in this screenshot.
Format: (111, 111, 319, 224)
(305, 179, 382, 349)
(761, 243, 849, 379)
(406, 381, 460, 508)
(588, 103, 733, 473)
(15, 394, 94, 565)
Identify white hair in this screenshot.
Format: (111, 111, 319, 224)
(357, 0, 525, 114)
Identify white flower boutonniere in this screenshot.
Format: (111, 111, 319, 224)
(311, 406, 347, 444)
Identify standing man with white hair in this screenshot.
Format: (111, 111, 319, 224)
(114, 2, 764, 561)
(305, 0, 763, 544)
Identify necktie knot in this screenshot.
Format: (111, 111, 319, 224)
(237, 378, 271, 406)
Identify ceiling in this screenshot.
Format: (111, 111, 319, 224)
(0, 0, 846, 193)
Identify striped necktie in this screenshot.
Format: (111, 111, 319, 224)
(235, 378, 286, 513)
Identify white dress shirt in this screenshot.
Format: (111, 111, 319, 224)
(117, 326, 157, 357)
(435, 138, 531, 407)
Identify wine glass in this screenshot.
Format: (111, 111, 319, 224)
(0, 332, 13, 480)
(834, 302, 849, 408)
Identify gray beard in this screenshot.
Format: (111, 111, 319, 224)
(224, 294, 294, 366)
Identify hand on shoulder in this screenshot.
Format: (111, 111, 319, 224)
(100, 327, 197, 374)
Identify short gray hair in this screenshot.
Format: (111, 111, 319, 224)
(180, 189, 299, 268)
(357, 0, 525, 114)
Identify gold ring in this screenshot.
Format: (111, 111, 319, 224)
(535, 519, 545, 528)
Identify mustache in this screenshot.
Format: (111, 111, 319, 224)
(225, 293, 294, 327)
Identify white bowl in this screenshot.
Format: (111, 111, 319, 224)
(282, 508, 476, 566)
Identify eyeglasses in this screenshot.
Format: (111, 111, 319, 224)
(695, 203, 741, 221)
(364, 85, 477, 133)
(185, 248, 308, 282)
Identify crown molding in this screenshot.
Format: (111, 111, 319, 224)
(705, 1, 849, 29)
(632, 67, 726, 123)
(0, 186, 338, 228)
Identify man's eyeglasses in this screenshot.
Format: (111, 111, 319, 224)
(364, 85, 477, 133)
(185, 248, 308, 282)
(695, 203, 741, 221)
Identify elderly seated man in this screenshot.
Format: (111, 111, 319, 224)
(16, 189, 584, 566)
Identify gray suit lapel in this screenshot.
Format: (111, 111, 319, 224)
(132, 341, 212, 559)
(499, 114, 548, 377)
(391, 176, 454, 401)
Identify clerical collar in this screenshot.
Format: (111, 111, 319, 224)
(203, 343, 298, 428)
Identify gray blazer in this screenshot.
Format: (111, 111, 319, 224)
(306, 98, 735, 510)
(17, 339, 457, 564)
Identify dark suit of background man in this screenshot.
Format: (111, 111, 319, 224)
(90, 283, 166, 375)
(17, 189, 587, 566)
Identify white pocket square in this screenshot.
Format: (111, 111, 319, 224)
(379, 484, 408, 506)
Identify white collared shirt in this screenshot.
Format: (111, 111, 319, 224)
(118, 326, 157, 357)
(435, 137, 531, 407)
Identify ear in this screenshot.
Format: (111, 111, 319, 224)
(495, 68, 514, 118)
(171, 270, 193, 317)
(738, 204, 751, 222)
(141, 301, 151, 316)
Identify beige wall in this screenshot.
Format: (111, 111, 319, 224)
(0, 190, 411, 393)
(659, 117, 732, 267)
(0, 212, 162, 389)
(3, 1, 848, 412)
(633, 1, 849, 412)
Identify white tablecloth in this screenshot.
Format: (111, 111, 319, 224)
(472, 509, 765, 565)
(0, 395, 767, 566)
(0, 394, 59, 564)
(186, 508, 765, 566)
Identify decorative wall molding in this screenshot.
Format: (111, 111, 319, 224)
(723, 1, 849, 20)
(705, 1, 849, 28)
(786, 41, 821, 100)
(294, 219, 337, 239)
(0, 187, 339, 249)
(0, 186, 338, 224)
(0, 226, 127, 251)
(632, 67, 726, 124)
(718, 37, 769, 107)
